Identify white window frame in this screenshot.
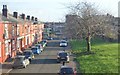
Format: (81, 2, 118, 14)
(5, 42, 9, 55)
(17, 25, 20, 35)
(4, 24, 8, 39)
(12, 25, 15, 36)
(17, 39, 20, 48)
(26, 36, 27, 45)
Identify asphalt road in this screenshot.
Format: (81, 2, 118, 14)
(9, 40, 76, 74)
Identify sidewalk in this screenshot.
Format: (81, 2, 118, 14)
(0, 58, 13, 75)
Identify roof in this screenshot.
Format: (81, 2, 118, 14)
(31, 46, 38, 48)
(61, 65, 72, 69)
(60, 40, 67, 42)
(23, 50, 32, 52)
(0, 13, 18, 23)
(0, 13, 32, 24)
(58, 51, 67, 53)
(15, 55, 25, 58)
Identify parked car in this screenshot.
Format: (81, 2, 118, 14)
(23, 50, 34, 62)
(42, 40, 47, 47)
(16, 51, 23, 55)
(47, 37, 53, 40)
(60, 40, 68, 47)
(31, 46, 41, 55)
(57, 51, 70, 63)
(38, 40, 47, 48)
(12, 55, 30, 69)
(35, 44, 43, 51)
(58, 66, 76, 75)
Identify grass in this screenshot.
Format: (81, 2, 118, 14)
(70, 38, 119, 73)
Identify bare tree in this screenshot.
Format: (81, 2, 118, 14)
(65, 2, 111, 52)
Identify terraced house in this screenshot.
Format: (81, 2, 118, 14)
(0, 5, 44, 63)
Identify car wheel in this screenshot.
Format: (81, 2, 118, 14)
(12, 67, 15, 69)
(23, 65, 26, 68)
(67, 61, 69, 63)
(29, 59, 31, 62)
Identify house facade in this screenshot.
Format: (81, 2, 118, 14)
(0, 5, 44, 63)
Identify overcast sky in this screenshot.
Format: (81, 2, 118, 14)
(0, 0, 119, 22)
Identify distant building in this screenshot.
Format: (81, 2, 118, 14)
(118, 1, 120, 17)
(44, 22, 65, 38)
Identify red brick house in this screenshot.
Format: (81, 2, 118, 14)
(0, 5, 18, 63)
(0, 5, 44, 63)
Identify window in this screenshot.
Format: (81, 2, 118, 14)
(12, 25, 15, 36)
(17, 25, 20, 36)
(22, 39, 24, 47)
(4, 24, 8, 39)
(12, 40, 15, 50)
(26, 36, 27, 45)
(22, 25, 24, 33)
(5, 42, 9, 55)
(17, 40, 20, 49)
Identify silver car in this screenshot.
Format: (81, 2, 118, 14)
(60, 40, 68, 47)
(12, 55, 30, 69)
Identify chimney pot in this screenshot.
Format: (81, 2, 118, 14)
(35, 17, 38, 21)
(21, 13, 25, 20)
(2, 5, 8, 17)
(13, 12, 18, 18)
(26, 15, 30, 20)
(31, 16, 34, 21)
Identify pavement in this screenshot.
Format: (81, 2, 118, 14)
(0, 58, 13, 75)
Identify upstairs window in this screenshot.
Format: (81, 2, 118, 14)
(4, 24, 9, 39)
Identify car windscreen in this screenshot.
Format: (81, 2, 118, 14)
(14, 57, 24, 62)
(60, 68, 74, 74)
(23, 52, 32, 55)
(31, 48, 37, 50)
(61, 41, 67, 43)
(36, 45, 42, 48)
(59, 53, 68, 57)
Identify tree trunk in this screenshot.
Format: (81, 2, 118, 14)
(86, 30, 91, 52)
(87, 35, 91, 52)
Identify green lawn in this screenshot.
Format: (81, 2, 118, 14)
(70, 38, 119, 73)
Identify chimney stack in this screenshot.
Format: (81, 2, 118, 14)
(31, 16, 34, 21)
(13, 12, 18, 18)
(21, 13, 25, 20)
(35, 17, 38, 21)
(2, 5, 8, 17)
(26, 15, 30, 20)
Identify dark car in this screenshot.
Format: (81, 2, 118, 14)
(42, 40, 47, 47)
(23, 50, 34, 62)
(12, 55, 30, 69)
(47, 37, 53, 40)
(31, 46, 41, 55)
(35, 44, 43, 51)
(59, 66, 76, 75)
(57, 51, 70, 63)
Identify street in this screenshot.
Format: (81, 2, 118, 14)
(9, 40, 76, 74)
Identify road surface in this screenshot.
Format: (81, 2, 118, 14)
(9, 40, 76, 74)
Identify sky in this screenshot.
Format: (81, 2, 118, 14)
(0, 0, 119, 22)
